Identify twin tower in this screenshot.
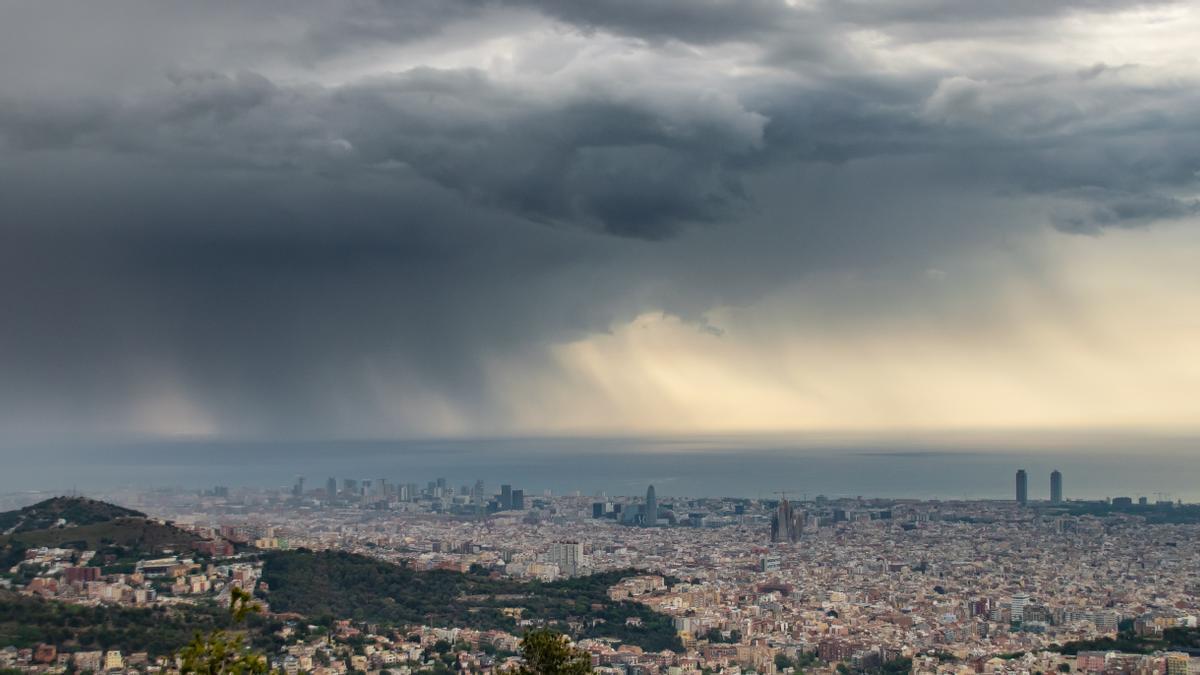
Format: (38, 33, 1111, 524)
(1016, 469, 1063, 505)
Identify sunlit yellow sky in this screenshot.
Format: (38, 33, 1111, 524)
(480, 223, 1200, 436)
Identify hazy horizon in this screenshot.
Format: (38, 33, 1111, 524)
(5, 431, 1197, 501)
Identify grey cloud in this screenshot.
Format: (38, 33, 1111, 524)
(1052, 189, 1200, 234)
(511, 0, 791, 44)
(0, 0, 1197, 443)
(2, 66, 767, 239)
(825, 0, 1181, 27)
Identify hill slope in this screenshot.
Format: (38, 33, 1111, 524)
(2, 517, 202, 553)
(0, 591, 277, 656)
(261, 550, 682, 652)
(0, 497, 144, 535)
(0, 498, 202, 569)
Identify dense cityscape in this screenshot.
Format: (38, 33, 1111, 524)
(2, 469, 1198, 675)
(4, 1, 1200, 674)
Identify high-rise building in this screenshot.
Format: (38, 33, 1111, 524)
(592, 502, 606, 519)
(645, 485, 658, 527)
(771, 498, 805, 543)
(1011, 593, 1030, 622)
(511, 489, 525, 510)
(293, 476, 305, 497)
(1050, 470, 1063, 503)
(1016, 469, 1028, 505)
(500, 484, 513, 510)
(326, 477, 337, 497)
(548, 541, 585, 576)
(343, 478, 358, 494)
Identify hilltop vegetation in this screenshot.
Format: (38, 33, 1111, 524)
(0, 591, 279, 657)
(260, 550, 682, 652)
(1052, 627, 1200, 655)
(2, 518, 202, 554)
(0, 498, 202, 571)
(0, 497, 144, 535)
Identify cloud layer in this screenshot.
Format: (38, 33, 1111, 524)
(1, 0, 1199, 443)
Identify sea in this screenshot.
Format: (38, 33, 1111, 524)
(3, 431, 1198, 502)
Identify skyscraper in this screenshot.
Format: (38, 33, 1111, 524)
(548, 541, 585, 576)
(326, 477, 337, 497)
(644, 484, 658, 526)
(1016, 469, 1028, 505)
(1050, 470, 1063, 503)
(1011, 593, 1030, 623)
(293, 476, 305, 497)
(770, 498, 805, 543)
(500, 484, 513, 510)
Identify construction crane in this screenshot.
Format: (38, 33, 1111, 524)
(773, 491, 809, 503)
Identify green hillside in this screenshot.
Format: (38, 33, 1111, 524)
(1, 517, 202, 553)
(0, 497, 144, 535)
(0, 591, 277, 656)
(0, 498, 202, 571)
(260, 550, 682, 652)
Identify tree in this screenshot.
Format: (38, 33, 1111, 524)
(516, 630, 592, 675)
(178, 587, 270, 674)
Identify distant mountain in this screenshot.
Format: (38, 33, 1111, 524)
(0, 497, 145, 535)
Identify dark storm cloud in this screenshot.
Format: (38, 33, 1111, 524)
(1050, 189, 1200, 234)
(0, 158, 635, 435)
(0, 0, 1196, 440)
(1, 65, 765, 239)
(512, 0, 790, 44)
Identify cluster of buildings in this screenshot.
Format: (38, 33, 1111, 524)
(1015, 470, 1063, 506)
(1, 646, 159, 673)
(10, 545, 260, 607)
(279, 477, 528, 517)
(3, 477, 1200, 675)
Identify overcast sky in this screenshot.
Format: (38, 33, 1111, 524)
(2, 0, 1199, 448)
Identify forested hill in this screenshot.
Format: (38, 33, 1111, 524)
(0, 497, 145, 535)
(0, 591, 278, 657)
(260, 550, 682, 652)
(0, 498, 202, 569)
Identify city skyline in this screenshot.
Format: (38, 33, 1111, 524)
(6, 481, 1197, 675)
(82, 466, 1180, 511)
(4, 431, 1199, 501)
(2, 3, 1199, 675)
